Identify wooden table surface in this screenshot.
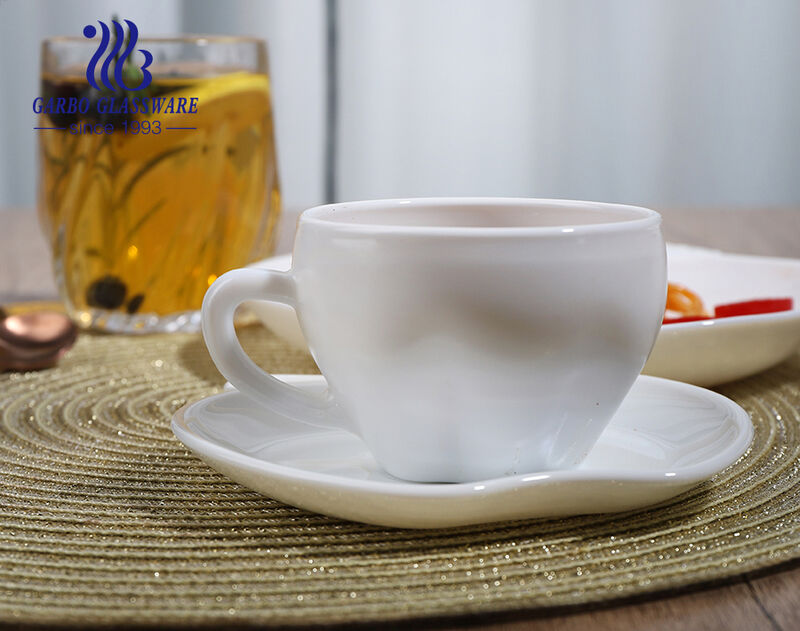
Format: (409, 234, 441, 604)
(2, 207, 800, 631)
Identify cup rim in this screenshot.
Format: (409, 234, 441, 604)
(299, 197, 661, 236)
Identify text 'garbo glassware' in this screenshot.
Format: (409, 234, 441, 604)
(37, 31, 281, 333)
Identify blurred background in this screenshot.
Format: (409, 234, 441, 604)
(1, 0, 799, 213)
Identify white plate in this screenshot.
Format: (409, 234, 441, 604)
(644, 244, 800, 386)
(172, 375, 752, 529)
(246, 245, 800, 387)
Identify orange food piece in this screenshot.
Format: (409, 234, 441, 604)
(665, 283, 708, 319)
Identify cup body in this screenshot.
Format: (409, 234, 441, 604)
(290, 198, 666, 482)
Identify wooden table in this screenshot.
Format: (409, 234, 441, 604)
(2, 207, 800, 631)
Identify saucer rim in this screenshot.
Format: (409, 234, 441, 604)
(172, 374, 753, 496)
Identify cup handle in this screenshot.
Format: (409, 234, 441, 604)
(202, 268, 350, 430)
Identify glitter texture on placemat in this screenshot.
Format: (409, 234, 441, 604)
(1, 326, 799, 627)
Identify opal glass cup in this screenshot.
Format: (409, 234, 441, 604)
(202, 198, 666, 483)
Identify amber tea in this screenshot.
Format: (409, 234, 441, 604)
(38, 37, 280, 333)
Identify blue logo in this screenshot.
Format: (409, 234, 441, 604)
(82, 19, 153, 91)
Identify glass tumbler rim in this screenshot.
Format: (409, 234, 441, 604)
(43, 34, 267, 46)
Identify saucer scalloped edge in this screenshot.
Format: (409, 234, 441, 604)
(172, 375, 753, 529)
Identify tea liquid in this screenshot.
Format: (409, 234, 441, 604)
(38, 71, 280, 328)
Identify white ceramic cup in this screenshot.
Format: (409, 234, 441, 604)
(202, 198, 666, 483)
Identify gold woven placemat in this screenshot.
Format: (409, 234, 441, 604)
(1, 326, 799, 628)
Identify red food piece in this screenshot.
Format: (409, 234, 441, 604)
(662, 315, 713, 325)
(714, 298, 794, 318)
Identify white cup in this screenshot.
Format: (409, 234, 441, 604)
(202, 198, 666, 483)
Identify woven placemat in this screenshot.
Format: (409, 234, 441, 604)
(1, 326, 799, 628)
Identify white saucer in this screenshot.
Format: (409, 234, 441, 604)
(172, 375, 752, 529)
(245, 246, 800, 387)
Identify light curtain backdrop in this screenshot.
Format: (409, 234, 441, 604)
(1, 0, 799, 213)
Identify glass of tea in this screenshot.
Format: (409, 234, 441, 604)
(37, 31, 280, 333)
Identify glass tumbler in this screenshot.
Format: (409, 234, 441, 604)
(37, 33, 281, 333)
